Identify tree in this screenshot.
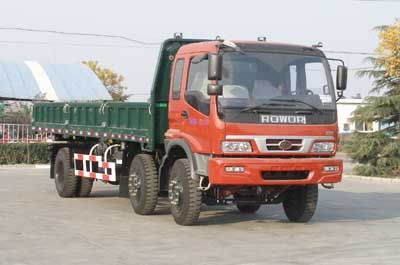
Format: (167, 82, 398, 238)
(82, 61, 129, 101)
(344, 19, 400, 177)
(0, 103, 31, 124)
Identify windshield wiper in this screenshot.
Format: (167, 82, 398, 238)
(269, 98, 323, 114)
(241, 102, 295, 113)
(219, 40, 245, 54)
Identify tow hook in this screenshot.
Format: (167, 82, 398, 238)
(321, 183, 334, 189)
(198, 176, 211, 191)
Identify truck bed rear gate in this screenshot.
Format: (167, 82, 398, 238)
(73, 153, 117, 182)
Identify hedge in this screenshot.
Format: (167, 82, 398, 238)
(0, 143, 49, 164)
(342, 132, 400, 177)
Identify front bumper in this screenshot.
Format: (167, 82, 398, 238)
(208, 157, 342, 185)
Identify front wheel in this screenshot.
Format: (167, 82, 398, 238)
(282, 185, 318, 223)
(169, 159, 202, 226)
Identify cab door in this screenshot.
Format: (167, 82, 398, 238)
(168, 53, 211, 154)
(168, 57, 186, 131)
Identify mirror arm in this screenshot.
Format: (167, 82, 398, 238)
(327, 58, 345, 66)
(215, 93, 220, 116)
(336, 91, 343, 102)
(213, 85, 224, 118)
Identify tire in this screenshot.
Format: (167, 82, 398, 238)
(76, 177, 94, 197)
(169, 159, 202, 226)
(283, 185, 318, 223)
(74, 148, 94, 197)
(54, 147, 78, 197)
(128, 154, 158, 215)
(237, 203, 261, 214)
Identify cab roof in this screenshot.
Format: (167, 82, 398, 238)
(178, 40, 325, 57)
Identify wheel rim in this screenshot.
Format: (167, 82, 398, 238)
(130, 171, 142, 199)
(168, 177, 183, 208)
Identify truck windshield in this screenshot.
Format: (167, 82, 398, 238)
(219, 52, 336, 112)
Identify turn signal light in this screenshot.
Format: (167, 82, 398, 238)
(323, 165, 339, 172)
(225, 166, 245, 173)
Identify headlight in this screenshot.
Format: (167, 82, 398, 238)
(221, 141, 252, 153)
(311, 142, 334, 153)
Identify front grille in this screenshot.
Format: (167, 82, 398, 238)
(261, 171, 309, 180)
(265, 138, 303, 151)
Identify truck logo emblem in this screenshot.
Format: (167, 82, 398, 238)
(278, 140, 293, 150)
(260, 115, 306, 124)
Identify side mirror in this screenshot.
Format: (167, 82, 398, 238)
(207, 84, 223, 96)
(208, 53, 223, 81)
(336, 65, 348, 91)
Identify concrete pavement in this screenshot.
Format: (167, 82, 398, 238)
(1, 167, 400, 265)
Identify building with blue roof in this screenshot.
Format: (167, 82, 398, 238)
(0, 61, 111, 101)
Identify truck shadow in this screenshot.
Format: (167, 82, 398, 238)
(197, 190, 400, 226)
(90, 189, 119, 197)
(89, 189, 400, 226)
(312, 190, 400, 223)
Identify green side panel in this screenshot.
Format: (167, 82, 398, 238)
(155, 102, 168, 143)
(32, 101, 152, 146)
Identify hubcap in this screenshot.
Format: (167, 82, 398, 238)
(168, 178, 183, 206)
(130, 172, 141, 197)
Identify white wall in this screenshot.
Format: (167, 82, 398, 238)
(337, 98, 379, 134)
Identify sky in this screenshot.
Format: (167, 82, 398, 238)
(0, 0, 399, 101)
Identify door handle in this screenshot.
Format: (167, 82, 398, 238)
(181, 110, 188, 119)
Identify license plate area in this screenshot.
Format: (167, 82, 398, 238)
(261, 171, 309, 180)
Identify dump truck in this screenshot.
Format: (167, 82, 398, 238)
(32, 36, 348, 225)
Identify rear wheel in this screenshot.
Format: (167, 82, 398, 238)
(72, 147, 94, 197)
(169, 159, 202, 226)
(283, 185, 318, 222)
(236, 203, 261, 214)
(128, 154, 158, 215)
(76, 177, 94, 197)
(54, 147, 78, 197)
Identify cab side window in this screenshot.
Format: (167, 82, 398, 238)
(172, 59, 184, 99)
(185, 55, 210, 115)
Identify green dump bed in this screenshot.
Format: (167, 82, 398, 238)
(32, 38, 209, 151)
(32, 101, 157, 147)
